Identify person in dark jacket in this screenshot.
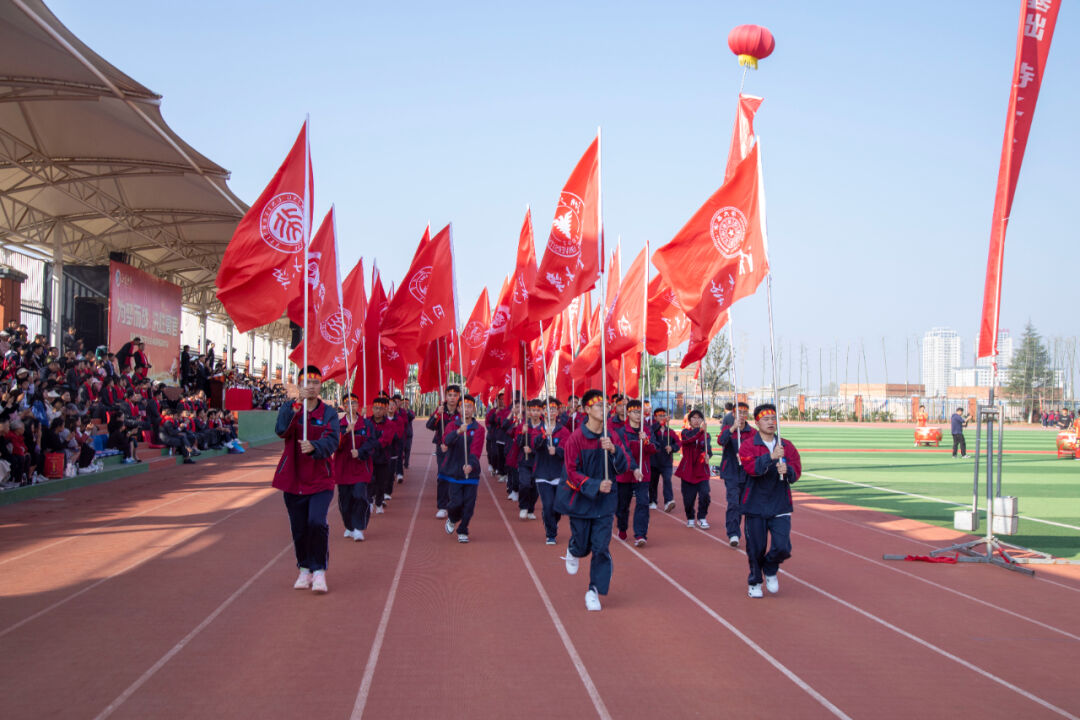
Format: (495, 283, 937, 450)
(615, 399, 653, 547)
(516, 399, 546, 521)
(369, 396, 399, 513)
(718, 401, 754, 547)
(274, 365, 340, 594)
(160, 409, 196, 463)
(951, 407, 969, 458)
(440, 395, 485, 543)
(738, 403, 802, 599)
(556, 388, 629, 612)
(675, 410, 712, 529)
(426, 384, 462, 518)
(397, 395, 415, 474)
(649, 407, 677, 513)
(335, 394, 378, 542)
(535, 399, 570, 545)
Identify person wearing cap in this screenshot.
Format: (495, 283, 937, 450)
(676, 409, 713, 529)
(426, 384, 462, 518)
(335, 393, 378, 541)
(648, 407, 677, 513)
(738, 403, 802, 599)
(719, 401, 754, 547)
(440, 394, 485, 543)
(614, 399, 653, 547)
(273, 365, 340, 594)
(556, 388, 630, 612)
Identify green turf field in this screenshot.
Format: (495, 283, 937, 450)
(723, 425, 1080, 560)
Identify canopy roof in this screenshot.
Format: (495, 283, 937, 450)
(0, 0, 286, 339)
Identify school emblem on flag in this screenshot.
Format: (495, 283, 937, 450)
(259, 192, 306, 253)
(548, 191, 585, 258)
(710, 206, 747, 258)
(408, 266, 432, 302)
(319, 309, 352, 345)
(489, 306, 510, 334)
(463, 320, 487, 349)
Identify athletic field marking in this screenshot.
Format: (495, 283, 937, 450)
(93, 542, 293, 720)
(617, 538, 852, 719)
(350, 454, 431, 720)
(481, 471, 612, 720)
(655, 510, 1080, 719)
(0, 486, 275, 639)
(790, 529, 1080, 642)
(0, 465, 268, 567)
(802, 471, 1080, 533)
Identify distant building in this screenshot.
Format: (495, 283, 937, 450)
(921, 328, 962, 397)
(953, 329, 1013, 387)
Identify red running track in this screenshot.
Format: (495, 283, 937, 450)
(1, 421, 1079, 719)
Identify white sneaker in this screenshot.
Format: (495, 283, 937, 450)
(375, 505, 385, 514)
(585, 588, 602, 611)
(344, 529, 353, 538)
(697, 518, 711, 530)
(526, 513, 537, 520)
(545, 538, 557, 546)
(293, 568, 312, 589)
(509, 491, 519, 502)
(565, 553, 580, 575)
(765, 574, 779, 594)
(519, 508, 528, 520)
(435, 509, 448, 518)
(686, 519, 695, 528)
(457, 534, 469, 543)
(728, 535, 739, 547)
(353, 529, 365, 542)
(498, 475, 507, 483)
(649, 502, 658, 510)
(664, 500, 676, 513)
(748, 583, 763, 599)
(445, 518, 455, 535)
(311, 570, 328, 593)
(487, 465, 494, 474)
(395, 473, 403, 481)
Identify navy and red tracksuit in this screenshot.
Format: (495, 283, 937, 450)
(427, 405, 461, 510)
(533, 421, 570, 542)
(484, 404, 507, 475)
(440, 420, 486, 536)
(738, 433, 802, 586)
(615, 423, 654, 540)
(555, 422, 629, 595)
(649, 420, 677, 506)
(334, 416, 378, 534)
(274, 400, 340, 573)
(502, 416, 522, 497)
(369, 415, 400, 508)
(516, 422, 546, 514)
(676, 428, 712, 521)
(718, 421, 756, 540)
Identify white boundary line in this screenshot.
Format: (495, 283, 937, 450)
(350, 454, 432, 720)
(480, 470, 612, 720)
(653, 509, 1080, 719)
(802, 471, 1080, 532)
(93, 542, 293, 720)
(0, 466, 267, 567)
(0, 486, 275, 639)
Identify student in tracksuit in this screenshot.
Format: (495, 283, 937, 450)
(676, 409, 713, 529)
(399, 396, 415, 473)
(649, 407, 677, 513)
(615, 399, 653, 547)
(535, 400, 570, 545)
(426, 385, 462, 518)
(516, 399, 546, 520)
(383, 396, 405, 502)
(718, 401, 754, 547)
(485, 390, 507, 477)
(274, 365, 340, 594)
(441, 395, 485, 543)
(369, 396, 399, 513)
(335, 394, 378, 542)
(501, 399, 523, 502)
(556, 389, 629, 612)
(391, 393, 412, 482)
(738, 403, 802, 599)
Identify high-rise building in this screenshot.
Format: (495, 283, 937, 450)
(921, 327, 962, 396)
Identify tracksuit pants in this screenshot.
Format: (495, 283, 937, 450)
(649, 463, 673, 505)
(743, 513, 792, 585)
(615, 482, 650, 539)
(952, 433, 966, 457)
(518, 470, 537, 513)
(723, 476, 746, 539)
(283, 489, 332, 571)
(403, 435, 413, 469)
(336, 482, 371, 532)
(372, 463, 393, 507)
(536, 480, 561, 541)
(506, 466, 519, 496)
(491, 442, 507, 475)
(681, 479, 710, 520)
(447, 481, 478, 535)
(568, 515, 613, 595)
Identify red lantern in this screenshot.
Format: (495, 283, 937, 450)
(727, 24, 775, 69)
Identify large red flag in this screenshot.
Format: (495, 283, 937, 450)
(323, 258, 366, 383)
(460, 288, 491, 381)
(287, 208, 344, 375)
(569, 246, 646, 380)
(471, 276, 518, 387)
(216, 121, 313, 333)
(352, 268, 405, 403)
(645, 273, 691, 355)
(725, 94, 763, 183)
(978, 0, 1060, 359)
(681, 310, 729, 368)
(527, 135, 601, 324)
(418, 335, 454, 394)
(380, 224, 456, 364)
(506, 209, 540, 343)
(652, 144, 767, 332)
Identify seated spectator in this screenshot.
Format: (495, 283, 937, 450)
(107, 410, 142, 464)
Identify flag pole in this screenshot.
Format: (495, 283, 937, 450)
(640, 239, 649, 469)
(301, 115, 311, 442)
(449, 223, 468, 470)
(728, 316, 741, 451)
(539, 321, 550, 400)
(332, 210, 356, 450)
(757, 137, 785, 479)
(597, 127, 609, 482)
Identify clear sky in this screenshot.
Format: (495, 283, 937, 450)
(48, 0, 1078, 389)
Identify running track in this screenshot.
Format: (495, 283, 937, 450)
(1, 420, 1078, 719)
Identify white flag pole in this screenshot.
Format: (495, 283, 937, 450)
(596, 127, 609, 482)
(449, 223, 468, 469)
(301, 116, 311, 442)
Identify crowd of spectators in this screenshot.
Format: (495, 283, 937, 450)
(178, 343, 288, 411)
(1043, 408, 1077, 430)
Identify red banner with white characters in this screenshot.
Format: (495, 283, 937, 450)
(978, 0, 1060, 359)
(108, 261, 182, 384)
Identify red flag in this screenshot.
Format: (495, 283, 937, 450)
(287, 208, 344, 375)
(725, 95, 763, 183)
(681, 310, 729, 368)
(472, 276, 518, 387)
(352, 269, 406, 403)
(506, 209, 540, 342)
(380, 225, 456, 364)
(978, 0, 1060, 359)
(645, 273, 691, 355)
(460, 288, 491, 381)
(569, 246, 647, 380)
(652, 144, 767, 333)
(216, 121, 313, 333)
(323, 258, 366, 383)
(527, 135, 601, 324)
(418, 335, 454, 394)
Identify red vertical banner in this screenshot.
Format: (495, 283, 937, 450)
(108, 261, 182, 384)
(978, 0, 1060, 359)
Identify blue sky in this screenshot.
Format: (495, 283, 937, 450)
(49, 0, 1078, 388)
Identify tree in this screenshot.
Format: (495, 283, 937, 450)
(1006, 321, 1055, 422)
(639, 354, 667, 401)
(700, 333, 734, 416)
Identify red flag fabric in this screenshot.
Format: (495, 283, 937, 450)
(471, 276, 518, 388)
(978, 0, 1060, 359)
(569, 246, 647, 381)
(323, 259, 366, 383)
(652, 144, 767, 334)
(418, 335, 453, 394)
(527, 135, 601, 324)
(460, 288, 491, 382)
(506, 209, 540, 343)
(216, 121, 312, 333)
(725, 95, 763, 183)
(682, 310, 729, 368)
(287, 208, 344, 375)
(352, 269, 406, 403)
(645, 273, 691, 355)
(380, 224, 455, 364)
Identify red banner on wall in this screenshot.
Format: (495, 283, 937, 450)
(108, 261, 182, 384)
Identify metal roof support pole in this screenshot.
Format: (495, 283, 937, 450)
(199, 310, 208, 353)
(225, 320, 233, 370)
(51, 222, 64, 349)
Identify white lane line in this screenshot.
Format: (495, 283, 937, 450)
(616, 538, 851, 719)
(480, 470, 612, 720)
(0, 486, 276, 639)
(0, 465, 269, 567)
(350, 454, 431, 720)
(802, 471, 1080, 532)
(654, 509, 1080, 719)
(93, 542, 293, 720)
